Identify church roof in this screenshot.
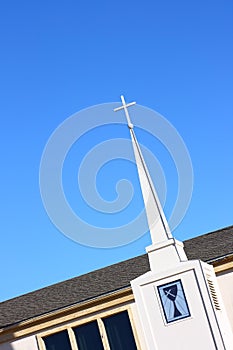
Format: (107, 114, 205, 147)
(0, 225, 232, 329)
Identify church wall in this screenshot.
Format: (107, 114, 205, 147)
(130, 303, 147, 350)
(0, 336, 38, 350)
(216, 268, 233, 331)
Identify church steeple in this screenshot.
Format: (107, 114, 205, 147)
(114, 96, 187, 272)
(114, 95, 172, 245)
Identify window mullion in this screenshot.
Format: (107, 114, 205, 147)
(127, 308, 141, 350)
(97, 318, 110, 350)
(68, 328, 79, 350)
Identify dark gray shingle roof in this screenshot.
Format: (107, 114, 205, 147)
(183, 225, 233, 261)
(0, 225, 232, 329)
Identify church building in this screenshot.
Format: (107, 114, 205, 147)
(0, 97, 232, 349)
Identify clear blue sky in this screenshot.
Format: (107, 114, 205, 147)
(0, 0, 232, 302)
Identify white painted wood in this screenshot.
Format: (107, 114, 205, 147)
(0, 336, 39, 350)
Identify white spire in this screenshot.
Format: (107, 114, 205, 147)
(114, 95, 172, 245)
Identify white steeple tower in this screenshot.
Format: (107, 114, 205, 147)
(114, 95, 187, 272)
(114, 96, 233, 350)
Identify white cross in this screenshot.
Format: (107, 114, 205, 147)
(164, 289, 176, 298)
(114, 95, 136, 129)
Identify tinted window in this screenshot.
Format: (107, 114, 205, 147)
(103, 311, 137, 350)
(43, 330, 72, 350)
(73, 321, 104, 350)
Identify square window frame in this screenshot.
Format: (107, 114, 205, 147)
(157, 279, 191, 324)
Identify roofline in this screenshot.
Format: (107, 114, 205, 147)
(1, 224, 232, 336)
(1, 254, 233, 337)
(0, 286, 133, 342)
(185, 224, 233, 239)
(207, 253, 233, 264)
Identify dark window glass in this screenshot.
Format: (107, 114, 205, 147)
(103, 311, 137, 350)
(73, 321, 104, 350)
(43, 330, 72, 350)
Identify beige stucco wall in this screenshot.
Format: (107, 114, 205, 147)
(217, 268, 233, 331)
(0, 336, 38, 350)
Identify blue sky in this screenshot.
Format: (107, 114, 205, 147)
(0, 0, 232, 302)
